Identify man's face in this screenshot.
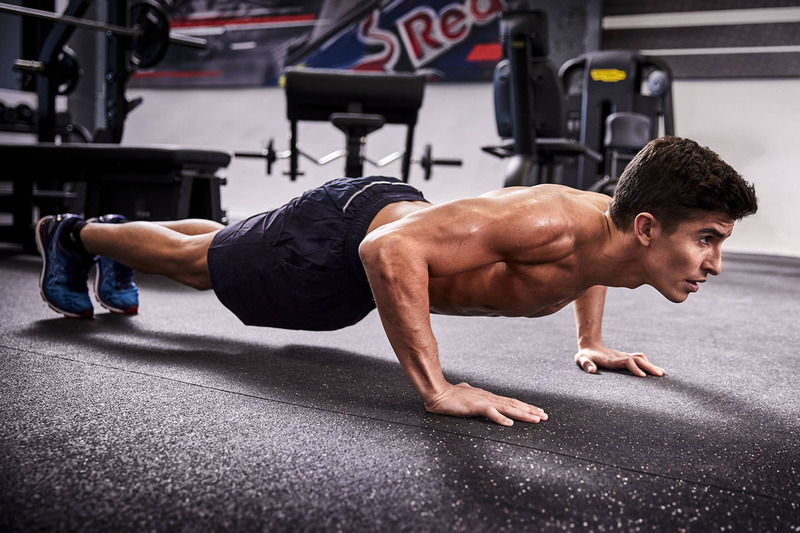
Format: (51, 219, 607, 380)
(647, 211, 735, 303)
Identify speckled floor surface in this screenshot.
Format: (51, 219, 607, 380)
(1, 249, 799, 531)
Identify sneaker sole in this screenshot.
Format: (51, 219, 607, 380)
(35, 217, 93, 319)
(93, 268, 138, 315)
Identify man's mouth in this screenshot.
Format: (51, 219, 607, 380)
(685, 279, 706, 293)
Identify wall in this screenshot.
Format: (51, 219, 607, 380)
(2, 77, 798, 258)
(115, 77, 800, 258)
(121, 82, 509, 206)
(671, 79, 800, 258)
(3, 2, 797, 258)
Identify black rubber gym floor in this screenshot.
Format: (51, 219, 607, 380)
(1, 249, 798, 531)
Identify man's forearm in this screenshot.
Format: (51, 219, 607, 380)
(573, 285, 607, 348)
(360, 238, 450, 402)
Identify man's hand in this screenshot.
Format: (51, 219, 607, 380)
(575, 346, 665, 377)
(424, 382, 548, 426)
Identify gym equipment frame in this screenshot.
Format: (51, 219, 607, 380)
(236, 68, 461, 183)
(0, 0, 205, 142)
(482, 10, 601, 189)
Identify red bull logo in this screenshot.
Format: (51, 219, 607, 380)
(354, 0, 505, 71)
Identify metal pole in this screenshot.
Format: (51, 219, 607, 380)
(0, 2, 141, 37)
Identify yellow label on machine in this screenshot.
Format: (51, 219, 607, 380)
(590, 69, 627, 82)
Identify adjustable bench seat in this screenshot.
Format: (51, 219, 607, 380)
(0, 143, 231, 251)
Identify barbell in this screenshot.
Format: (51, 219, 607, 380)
(0, 0, 205, 70)
(236, 139, 462, 181)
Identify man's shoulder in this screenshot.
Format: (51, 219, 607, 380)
(408, 185, 608, 242)
(444, 185, 604, 264)
(480, 183, 608, 201)
(476, 184, 609, 219)
(511, 186, 611, 253)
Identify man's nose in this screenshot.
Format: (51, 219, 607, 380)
(705, 250, 722, 276)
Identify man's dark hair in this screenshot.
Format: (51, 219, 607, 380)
(608, 136, 758, 233)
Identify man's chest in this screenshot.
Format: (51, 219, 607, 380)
(428, 261, 588, 317)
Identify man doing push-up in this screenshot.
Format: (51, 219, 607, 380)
(35, 136, 758, 426)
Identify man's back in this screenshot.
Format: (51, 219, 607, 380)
(362, 184, 613, 319)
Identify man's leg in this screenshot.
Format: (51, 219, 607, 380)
(84, 217, 222, 314)
(155, 219, 225, 236)
(80, 219, 220, 290)
(37, 214, 224, 318)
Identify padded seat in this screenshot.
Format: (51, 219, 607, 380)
(0, 143, 231, 251)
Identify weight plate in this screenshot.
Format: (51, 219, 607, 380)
(54, 47, 81, 95)
(130, 0, 170, 69)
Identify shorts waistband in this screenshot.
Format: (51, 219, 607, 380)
(342, 180, 420, 213)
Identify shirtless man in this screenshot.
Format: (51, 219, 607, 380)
(35, 136, 758, 425)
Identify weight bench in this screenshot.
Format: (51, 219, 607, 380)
(283, 67, 426, 182)
(237, 68, 461, 181)
(0, 143, 230, 252)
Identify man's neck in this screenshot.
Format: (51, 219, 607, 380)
(586, 213, 649, 289)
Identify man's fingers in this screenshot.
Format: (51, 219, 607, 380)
(482, 395, 548, 425)
(625, 357, 647, 377)
(625, 353, 666, 377)
(503, 404, 547, 423)
(483, 405, 514, 426)
(430, 384, 549, 426)
(576, 348, 664, 377)
(575, 354, 597, 373)
(634, 355, 665, 376)
(486, 404, 546, 426)
(498, 398, 548, 423)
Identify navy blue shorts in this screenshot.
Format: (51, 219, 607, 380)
(207, 176, 428, 330)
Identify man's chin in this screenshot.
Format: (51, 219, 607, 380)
(660, 288, 690, 303)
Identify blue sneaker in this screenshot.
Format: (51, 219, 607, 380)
(89, 214, 139, 315)
(35, 214, 95, 318)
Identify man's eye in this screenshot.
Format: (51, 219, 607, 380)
(700, 236, 711, 244)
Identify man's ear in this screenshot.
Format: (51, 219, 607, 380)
(634, 213, 658, 246)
